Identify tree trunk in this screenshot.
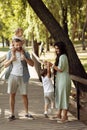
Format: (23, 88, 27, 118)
(27, 0, 87, 90)
(82, 23, 87, 50)
(33, 40, 39, 56)
(6, 38, 10, 46)
(60, 1, 68, 35)
(1, 36, 4, 47)
(45, 29, 49, 52)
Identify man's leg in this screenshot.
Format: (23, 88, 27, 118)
(22, 95, 34, 119)
(22, 95, 28, 114)
(8, 93, 16, 121)
(7, 75, 18, 120)
(9, 93, 16, 115)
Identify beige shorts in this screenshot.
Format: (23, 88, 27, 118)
(44, 92, 54, 104)
(8, 74, 29, 95)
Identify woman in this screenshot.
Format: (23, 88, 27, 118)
(50, 41, 71, 123)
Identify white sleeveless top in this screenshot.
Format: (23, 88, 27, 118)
(41, 76, 54, 93)
(11, 52, 23, 76)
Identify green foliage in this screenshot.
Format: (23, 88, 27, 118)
(0, 0, 27, 40)
(0, 0, 87, 46)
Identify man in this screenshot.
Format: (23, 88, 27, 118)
(4, 37, 34, 121)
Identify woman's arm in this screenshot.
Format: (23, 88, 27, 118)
(52, 64, 62, 72)
(49, 62, 62, 72)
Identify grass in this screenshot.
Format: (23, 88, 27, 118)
(0, 47, 9, 51)
(0, 46, 32, 52)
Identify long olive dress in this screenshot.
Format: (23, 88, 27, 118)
(55, 54, 71, 110)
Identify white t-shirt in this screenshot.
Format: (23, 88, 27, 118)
(11, 52, 23, 76)
(41, 76, 54, 93)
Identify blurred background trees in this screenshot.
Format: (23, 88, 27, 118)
(0, 0, 87, 49)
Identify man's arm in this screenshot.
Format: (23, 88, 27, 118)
(24, 57, 34, 66)
(4, 50, 16, 67)
(21, 51, 34, 67)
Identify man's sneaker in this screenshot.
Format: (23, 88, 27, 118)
(8, 115, 16, 121)
(25, 114, 34, 120)
(44, 114, 49, 118)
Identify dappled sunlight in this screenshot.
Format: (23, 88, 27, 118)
(28, 65, 39, 79)
(0, 108, 10, 118)
(29, 79, 42, 86)
(18, 110, 45, 120)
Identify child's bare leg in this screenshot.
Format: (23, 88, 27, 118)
(44, 103, 49, 114)
(44, 103, 49, 118)
(51, 101, 55, 109)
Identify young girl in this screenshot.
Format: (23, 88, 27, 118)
(40, 62, 54, 118)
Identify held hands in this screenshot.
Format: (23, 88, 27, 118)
(43, 60, 53, 68)
(48, 62, 53, 67)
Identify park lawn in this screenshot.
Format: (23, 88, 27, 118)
(0, 46, 32, 52)
(0, 47, 9, 51)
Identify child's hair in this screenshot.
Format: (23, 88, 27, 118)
(40, 69, 47, 77)
(14, 28, 23, 37)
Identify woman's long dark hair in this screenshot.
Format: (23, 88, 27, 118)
(53, 42, 68, 91)
(54, 41, 68, 66)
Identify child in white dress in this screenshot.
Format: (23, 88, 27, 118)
(40, 62, 54, 118)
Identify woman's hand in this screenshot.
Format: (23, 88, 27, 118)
(43, 60, 47, 65)
(47, 62, 53, 67)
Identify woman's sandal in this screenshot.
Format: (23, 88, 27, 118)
(57, 119, 68, 123)
(57, 116, 68, 123)
(50, 115, 61, 120)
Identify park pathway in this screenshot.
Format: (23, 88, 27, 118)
(0, 65, 87, 130)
